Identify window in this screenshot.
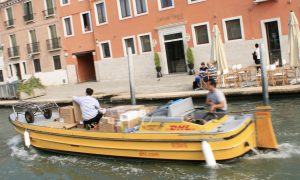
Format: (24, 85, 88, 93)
(53, 55, 62, 70)
(23, 1, 34, 22)
(158, 0, 174, 10)
(60, 0, 69, 6)
(95, 1, 107, 25)
(23, 62, 27, 74)
(5, 7, 14, 27)
(44, 0, 55, 16)
(187, 0, 206, 4)
(100, 41, 112, 59)
(117, 0, 132, 19)
(9, 65, 13, 76)
(192, 23, 210, 46)
(28, 29, 39, 53)
(138, 33, 152, 53)
(10, 34, 17, 47)
(223, 17, 244, 41)
(9, 34, 18, 57)
(123, 36, 136, 55)
(33, 59, 41, 73)
(133, 0, 148, 16)
(80, 12, 92, 33)
(0, 70, 4, 82)
(62, 16, 74, 37)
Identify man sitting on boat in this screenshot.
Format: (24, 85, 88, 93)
(200, 79, 227, 122)
(73, 88, 103, 129)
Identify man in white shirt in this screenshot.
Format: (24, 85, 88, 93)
(73, 88, 103, 129)
(253, 43, 261, 72)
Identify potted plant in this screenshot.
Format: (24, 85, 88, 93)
(17, 77, 46, 100)
(154, 52, 163, 78)
(187, 48, 195, 75)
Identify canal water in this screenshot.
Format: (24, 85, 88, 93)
(1, 97, 300, 180)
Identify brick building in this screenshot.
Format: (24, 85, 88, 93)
(57, 0, 300, 83)
(0, 0, 68, 85)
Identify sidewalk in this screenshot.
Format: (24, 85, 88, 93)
(0, 74, 300, 106)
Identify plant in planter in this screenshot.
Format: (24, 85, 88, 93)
(187, 48, 195, 75)
(154, 52, 163, 78)
(17, 77, 46, 100)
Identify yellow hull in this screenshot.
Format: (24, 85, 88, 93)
(11, 118, 257, 161)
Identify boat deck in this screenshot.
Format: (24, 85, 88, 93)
(10, 111, 252, 134)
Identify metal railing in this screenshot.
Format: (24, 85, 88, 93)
(27, 42, 40, 54)
(8, 46, 20, 58)
(4, 19, 14, 27)
(0, 83, 18, 99)
(46, 37, 61, 51)
(23, 13, 34, 22)
(42, 7, 55, 17)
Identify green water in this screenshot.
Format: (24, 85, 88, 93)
(1, 98, 300, 180)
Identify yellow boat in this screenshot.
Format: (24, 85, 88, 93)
(9, 98, 278, 161)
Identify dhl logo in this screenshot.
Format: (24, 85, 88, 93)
(168, 125, 194, 131)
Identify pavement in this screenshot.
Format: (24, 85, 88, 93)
(0, 73, 300, 106)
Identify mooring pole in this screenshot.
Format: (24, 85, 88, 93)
(127, 47, 136, 105)
(259, 43, 269, 106)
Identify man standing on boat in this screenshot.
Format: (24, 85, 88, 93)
(206, 79, 227, 113)
(73, 88, 103, 129)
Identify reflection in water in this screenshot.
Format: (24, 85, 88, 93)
(1, 98, 300, 179)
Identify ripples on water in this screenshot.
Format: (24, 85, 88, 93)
(2, 98, 300, 179)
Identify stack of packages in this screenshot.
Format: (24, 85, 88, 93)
(59, 106, 76, 124)
(98, 105, 157, 133)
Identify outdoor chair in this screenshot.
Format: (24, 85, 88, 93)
(269, 67, 288, 86)
(224, 68, 240, 88)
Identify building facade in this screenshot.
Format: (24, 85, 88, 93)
(0, 0, 68, 86)
(58, 0, 300, 82)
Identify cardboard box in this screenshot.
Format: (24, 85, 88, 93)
(121, 118, 141, 129)
(98, 122, 115, 133)
(105, 105, 145, 118)
(73, 101, 83, 124)
(59, 106, 76, 124)
(102, 117, 116, 124)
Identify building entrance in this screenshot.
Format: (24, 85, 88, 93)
(265, 21, 282, 65)
(14, 63, 22, 80)
(76, 52, 96, 82)
(164, 33, 186, 73)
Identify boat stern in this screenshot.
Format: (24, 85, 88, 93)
(254, 106, 278, 150)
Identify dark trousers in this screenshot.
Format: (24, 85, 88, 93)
(84, 112, 103, 128)
(255, 59, 261, 71)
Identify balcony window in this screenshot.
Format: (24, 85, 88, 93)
(80, 12, 92, 33)
(43, 0, 55, 17)
(95, 1, 107, 25)
(8, 34, 19, 58)
(23, 1, 34, 22)
(33, 59, 41, 73)
(53, 55, 62, 70)
(46, 37, 61, 50)
(118, 0, 131, 19)
(5, 7, 14, 27)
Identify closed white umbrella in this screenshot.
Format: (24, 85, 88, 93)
(288, 11, 300, 67)
(288, 11, 300, 83)
(211, 24, 228, 74)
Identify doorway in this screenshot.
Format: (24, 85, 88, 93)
(14, 63, 22, 80)
(264, 21, 282, 65)
(164, 33, 186, 73)
(76, 52, 96, 82)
